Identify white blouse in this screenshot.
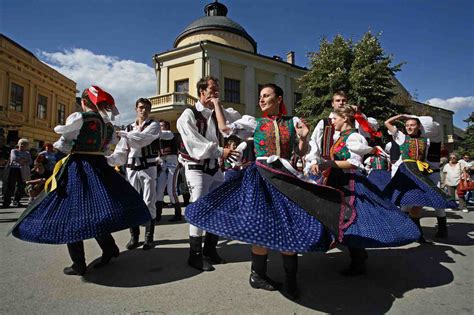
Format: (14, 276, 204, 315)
(342, 132, 373, 170)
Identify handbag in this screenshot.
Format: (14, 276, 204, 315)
(457, 169, 474, 198)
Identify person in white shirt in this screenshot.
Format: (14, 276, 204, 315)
(177, 76, 240, 271)
(108, 98, 161, 251)
(442, 153, 468, 211)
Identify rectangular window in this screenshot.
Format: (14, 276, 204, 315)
(175, 79, 189, 93)
(58, 103, 66, 124)
(224, 78, 240, 103)
(9, 83, 24, 112)
(37, 94, 48, 119)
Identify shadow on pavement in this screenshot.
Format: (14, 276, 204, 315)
(83, 242, 251, 287)
(283, 243, 460, 314)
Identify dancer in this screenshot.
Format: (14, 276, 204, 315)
(383, 114, 457, 242)
(155, 120, 182, 222)
(10, 86, 151, 276)
(176, 76, 241, 272)
(108, 98, 161, 250)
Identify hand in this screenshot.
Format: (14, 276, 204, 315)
(311, 163, 320, 175)
(296, 120, 309, 139)
(223, 148, 240, 161)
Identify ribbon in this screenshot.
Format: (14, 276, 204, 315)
(354, 112, 382, 139)
(44, 152, 105, 192)
(403, 159, 433, 174)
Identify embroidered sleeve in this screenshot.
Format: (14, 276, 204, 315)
(177, 108, 223, 160)
(346, 133, 373, 168)
(53, 112, 83, 154)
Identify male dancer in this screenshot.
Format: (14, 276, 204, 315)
(155, 120, 182, 222)
(109, 98, 161, 250)
(177, 76, 240, 271)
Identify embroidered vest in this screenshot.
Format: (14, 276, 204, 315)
(159, 135, 179, 156)
(398, 135, 428, 161)
(253, 116, 295, 159)
(321, 117, 335, 160)
(72, 112, 113, 152)
(126, 119, 160, 159)
(331, 129, 357, 161)
(370, 156, 389, 170)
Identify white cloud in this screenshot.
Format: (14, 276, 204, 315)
(425, 96, 474, 112)
(38, 48, 156, 124)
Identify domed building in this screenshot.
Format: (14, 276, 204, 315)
(149, 1, 306, 129)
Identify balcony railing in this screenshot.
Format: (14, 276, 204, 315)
(149, 92, 197, 107)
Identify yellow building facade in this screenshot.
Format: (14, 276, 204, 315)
(149, 1, 305, 131)
(0, 34, 77, 149)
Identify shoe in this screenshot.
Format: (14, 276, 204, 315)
(188, 236, 214, 271)
(249, 270, 281, 291)
(142, 219, 156, 251)
(63, 264, 86, 276)
(93, 248, 120, 269)
(126, 226, 140, 250)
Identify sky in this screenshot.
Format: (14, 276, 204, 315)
(1, 0, 473, 127)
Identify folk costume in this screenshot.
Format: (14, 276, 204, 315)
(177, 100, 241, 271)
(108, 115, 161, 250)
(10, 86, 151, 275)
(155, 130, 182, 222)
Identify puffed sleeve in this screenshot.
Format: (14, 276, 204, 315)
(388, 126, 406, 146)
(226, 115, 257, 139)
(223, 107, 242, 124)
(346, 133, 373, 168)
(304, 119, 325, 174)
(53, 112, 83, 154)
(116, 120, 161, 149)
(177, 108, 223, 160)
(106, 137, 129, 167)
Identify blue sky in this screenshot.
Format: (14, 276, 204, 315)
(1, 0, 473, 127)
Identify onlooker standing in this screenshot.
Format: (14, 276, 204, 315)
(442, 153, 467, 211)
(2, 138, 32, 208)
(0, 135, 10, 195)
(459, 153, 474, 205)
(39, 143, 57, 177)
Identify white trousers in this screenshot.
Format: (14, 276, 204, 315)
(126, 166, 157, 219)
(156, 155, 179, 203)
(184, 162, 224, 237)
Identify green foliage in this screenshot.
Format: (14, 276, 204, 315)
(297, 31, 405, 128)
(456, 113, 474, 156)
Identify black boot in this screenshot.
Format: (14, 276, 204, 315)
(155, 201, 163, 222)
(340, 247, 367, 276)
(249, 253, 281, 291)
(435, 216, 448, 238)
(94, 234, 120, 269)
(188, 236, 214, 271)
(203, 233, 226, 264)
(281, 254, 299, 300)
(168, 203, 183, 222)
(126, 226, 140, 250)
(411, 217, 431, 244)
(65, 242, 87, 276)
(142, 219, 156, 250)
(183, 193, 190, 206)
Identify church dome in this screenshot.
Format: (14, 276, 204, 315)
(174, 1, 257, 53)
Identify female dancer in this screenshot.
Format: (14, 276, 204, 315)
(10, 86, 151, 276)
(310, 106, 420, 275)
(383, 114, 457, 241)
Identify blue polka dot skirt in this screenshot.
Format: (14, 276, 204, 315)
(369, 163, 457, 209)
(342, 171, 421, 248)
(185, 163, 333, 253)
(11, 154, 151, 244)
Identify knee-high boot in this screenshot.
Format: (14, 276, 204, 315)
(281, 254, 298, 300)
(188, 236, 214, 271)
(64, 241, 87, 276)
(143, 219, 156, 250)
(168, 203, 182, 222)
(93, 234, 120, 268)
(435, 216, 448, 238)
(411, 216, 430, 243)
(341, 247, 367, 276)
(126, 226, 140, 250)
(203, 233, 226, 264)
(249, 253, 280, 291)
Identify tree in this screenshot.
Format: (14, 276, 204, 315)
(456, 112, 474, 156)
(297, 31, 405, 127)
